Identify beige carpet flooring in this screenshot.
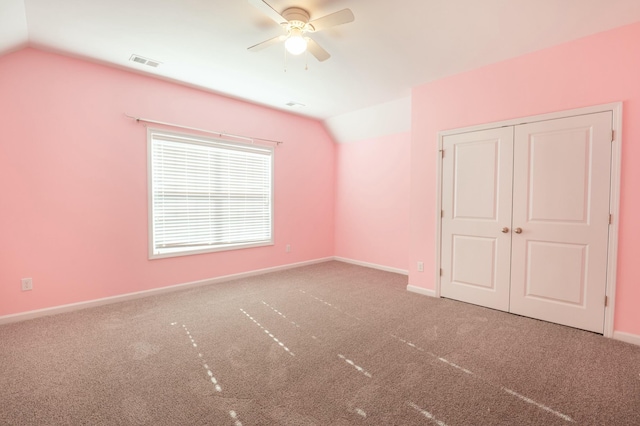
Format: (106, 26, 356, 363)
(1, 261, 639, 425)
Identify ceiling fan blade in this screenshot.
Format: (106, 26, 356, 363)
(308, 8, 354, 32)
(248, 0, 287, 25)
(248, 35, 285, 51)
(306, 38, 330, 62)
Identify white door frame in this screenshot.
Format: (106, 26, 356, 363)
(434, 102, 622, 338)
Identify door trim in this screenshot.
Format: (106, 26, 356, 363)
(435, 102, 622, 338)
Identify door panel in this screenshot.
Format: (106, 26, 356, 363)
(440, 127, 514, 311)
(451, 235, 497, 289)
(525, 241, 587, 305)
(527, 127, 590, 222)
(453, 140, 501, 220)
(509, 112, 612, 333)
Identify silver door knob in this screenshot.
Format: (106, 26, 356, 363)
(514, 227, 523, 234)
(501, 227, 509, 233)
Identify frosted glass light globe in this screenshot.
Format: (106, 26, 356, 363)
(285, 29, 307, 55)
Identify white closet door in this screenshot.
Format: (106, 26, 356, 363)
(509, 112, 612, 333)
(440, 127, 514, 311)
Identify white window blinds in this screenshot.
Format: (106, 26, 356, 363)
(148, 130, 273, 258)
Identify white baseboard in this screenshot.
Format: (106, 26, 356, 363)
(612, 331, 640, 347)
(333, 256, 408, 275)
(0, 257, 333, 325)
(406, 284, 437, 298)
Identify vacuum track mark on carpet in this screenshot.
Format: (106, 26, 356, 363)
(173, 323, 223, 392)
(434, 356, 574, 422)
(389, 333, 429, 354)
(502, 387, 574, 422)
(229, 410, 243, 426)
(298, 289, 364, 322)
(354, 408, 367, 418)
(407, 401, 448, 426)
(338, 354, 373, 378)
(240, 309, 295, 356)
(261, 301, 301, 328)
(261, 300, 320, 341)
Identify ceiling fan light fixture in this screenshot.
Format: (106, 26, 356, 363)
(285, 28, 307, 55)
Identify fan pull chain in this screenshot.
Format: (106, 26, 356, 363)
(284, 47, 288, 72)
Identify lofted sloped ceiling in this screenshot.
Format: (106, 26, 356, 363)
(2, 0, 640, 142)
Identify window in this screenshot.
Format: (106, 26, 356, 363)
(148, 129, 273, 258)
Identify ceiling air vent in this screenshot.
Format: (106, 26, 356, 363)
(129, 54, 161, 68)
(285, 101, 305, 108)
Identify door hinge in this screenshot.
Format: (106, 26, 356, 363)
(605, 295, 609, 307)
(611, 130, 615, 142)
(609, 214, 613, 225)
(439, 149, 444, 158)
(440, 268, 443, 276)
(441, 210, 444, 218)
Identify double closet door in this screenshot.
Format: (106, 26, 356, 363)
(440, 111, 613, 333)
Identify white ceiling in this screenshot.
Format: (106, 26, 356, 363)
(3, 0, 640, 140)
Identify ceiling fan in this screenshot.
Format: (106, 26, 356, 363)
(247, 0, 355, 62)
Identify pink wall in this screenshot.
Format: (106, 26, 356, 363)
(410, 22, 640, 335)
(0, 48, 335, 317)
(334, 133, 410, 271)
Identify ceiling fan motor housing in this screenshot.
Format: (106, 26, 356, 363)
(282, 7, 311, 30)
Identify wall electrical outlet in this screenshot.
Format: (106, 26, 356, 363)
(286, 244, 291, 253)
(21, 278, 33, 291)
(417, 261, 424, 272)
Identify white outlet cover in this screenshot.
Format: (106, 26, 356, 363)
(21, 278, 33, 291)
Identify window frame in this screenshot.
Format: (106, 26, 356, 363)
(147, 128, 274, 259)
